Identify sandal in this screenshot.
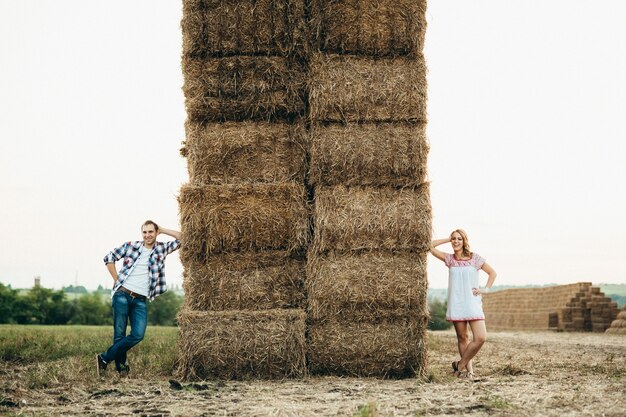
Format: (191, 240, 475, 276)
(464, 372, 481, 382)
(451, 361, 461, 376)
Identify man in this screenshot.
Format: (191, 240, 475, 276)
(96, 220, 181, 376)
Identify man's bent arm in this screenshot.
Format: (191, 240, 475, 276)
(159, 227, 181, 240)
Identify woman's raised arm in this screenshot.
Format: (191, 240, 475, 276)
(429, 237, 450, 262)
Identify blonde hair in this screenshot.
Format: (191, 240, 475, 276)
(451, 229, 471, 258)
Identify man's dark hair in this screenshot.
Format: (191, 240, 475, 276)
(142, 220, 159, 232)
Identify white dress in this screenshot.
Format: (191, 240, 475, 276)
(445, 253, 486, 322)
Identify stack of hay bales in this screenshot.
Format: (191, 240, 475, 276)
(306, 0, 430, 377)
(483, 283, 619, 332)
(483, 283, 591, 330)
(560, 286, 619, 332)
(177, 0, 309, 379)
(606, 307, 626, 334)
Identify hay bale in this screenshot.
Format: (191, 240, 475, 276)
(306, 251, 428, 321)
(179, 183, 309, 255)
(310, 0, 427, 56)
(606, 309, 626, 333)
(309, 122, 428, 187)
(182, 120, 307, 184)
(548, 312, 559, 328)
(182, 0, 307, 58)
(308, 53, 427, 122)
(182, 251, 306, 310)
(312, 184, 431, 253)
(183, 56, 306, 122)
(177, 309, 307, 379)
(308, 317, 428, 378)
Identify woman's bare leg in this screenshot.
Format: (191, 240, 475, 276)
(452, 322, 473, 372)
(456, 320, 487, 373)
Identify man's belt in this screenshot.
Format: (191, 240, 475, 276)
(118, 286, 147, 301)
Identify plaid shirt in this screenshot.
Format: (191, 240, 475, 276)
(104, 240, 181, 301)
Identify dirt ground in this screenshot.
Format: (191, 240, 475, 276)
(3, 330, 626, 416)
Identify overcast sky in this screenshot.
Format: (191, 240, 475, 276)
(0, 1, 624, 292)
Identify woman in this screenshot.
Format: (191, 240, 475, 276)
(430, 229, 497, 380)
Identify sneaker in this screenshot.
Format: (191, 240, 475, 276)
(117, 363, 130, 377)
(96, 354, 108, 377)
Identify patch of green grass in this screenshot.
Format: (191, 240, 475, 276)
(494, 363, 529, 376)
(415, 370, 439, 385)
(578, 362, 626, 379)
(353, 402, 377, 417)
(477, 394, 515, 411)
(0, 325, 110, 362)
(0, 325, 177, 364)
(0, 325, 179, 388)
(426, 332, 448, 353)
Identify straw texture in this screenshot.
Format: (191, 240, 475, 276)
(182, 120, 307, 184)
(310, 0, 427, 56)
(308, 317, 428, 378)
(312, 184, 431, 254)
(309, 53, 427, 122)
(179, 183, 309, 256)
(182, 0, 307, 57)
(309, 122, 428, 187)
(182, 251, 305, 311)
(183, 56, 306, 122)
(306, 251, 428, 321)
(177, 309, 307, 379)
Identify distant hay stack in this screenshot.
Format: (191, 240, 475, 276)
(483, 283, 619, 331)
(309, 122, 429, 187)
(182, 0, 307, 58)
(179, 183, 309, 256)
(308, 53, 427, 123)
(177, 309, 307, 380)
(308, 317, 428, 378)
(564, 286, 620, 332)
(311, 184, 431, 254)
(183, 56, 306, 122)
(309, 0, 427, 56)
(182, 251, 305, 311)
(182, 121, 307, 184)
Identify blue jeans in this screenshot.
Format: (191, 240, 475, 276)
(101, 291, 147, 369)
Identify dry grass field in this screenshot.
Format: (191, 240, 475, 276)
(1, 326, 625, 416)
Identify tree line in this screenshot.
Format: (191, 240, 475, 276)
(0, 282, 451, 330)
(428, 298, 452, 331)
(0, 283, 182, 326)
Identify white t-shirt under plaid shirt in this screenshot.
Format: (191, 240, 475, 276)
(121, 246, 151, 297)
(103, 240, 181, 301)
